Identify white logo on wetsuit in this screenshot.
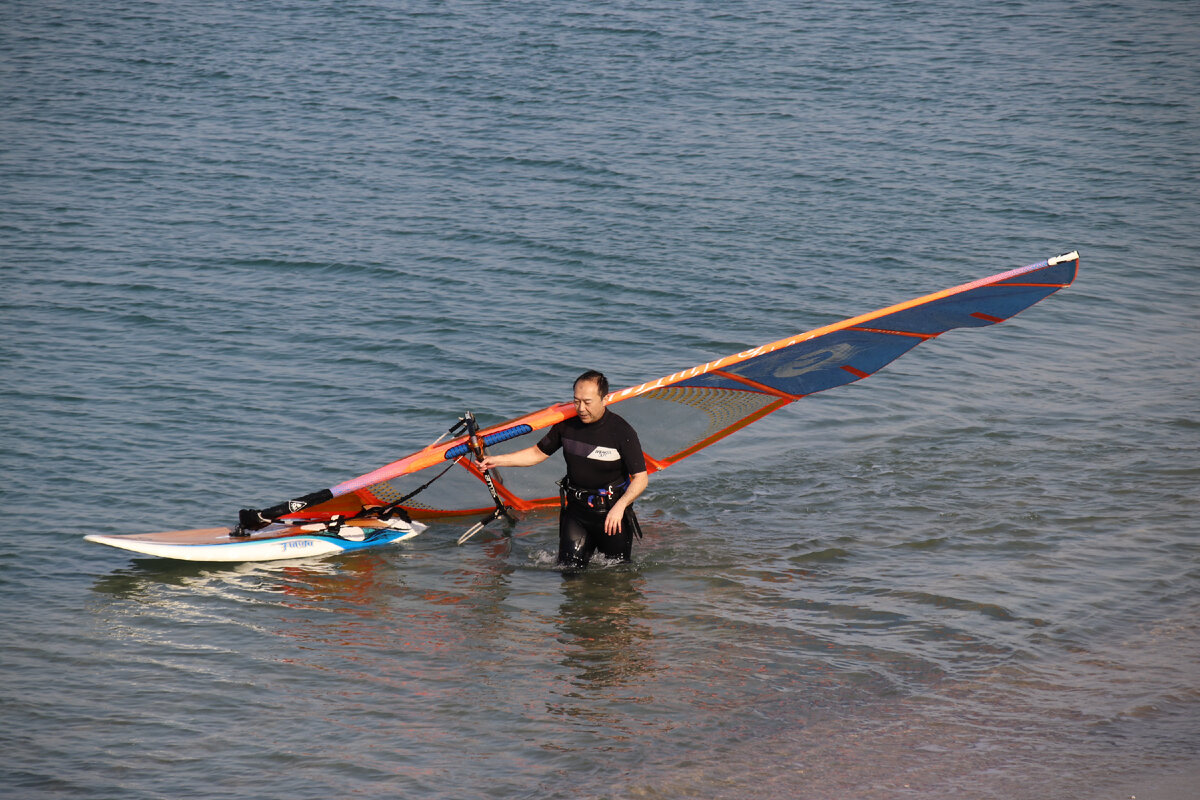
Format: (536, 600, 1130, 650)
(587, 446, 621, 462)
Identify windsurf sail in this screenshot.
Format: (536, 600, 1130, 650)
(260, 252, 1078, 524)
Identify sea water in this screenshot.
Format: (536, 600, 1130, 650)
(1, 2, 1197, 798)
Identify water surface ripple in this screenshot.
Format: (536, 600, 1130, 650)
(2, 1, 1198, 798)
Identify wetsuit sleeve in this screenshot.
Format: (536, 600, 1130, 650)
(537, 422, 563, 456)
(619, 421, 647, 476)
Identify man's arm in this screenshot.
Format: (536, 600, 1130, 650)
(605, 470, 648, 536)
(478, 446, 550, 471)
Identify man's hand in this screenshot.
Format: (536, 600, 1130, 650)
(604, 471, 647, 535)
(604, 504, 626, 535)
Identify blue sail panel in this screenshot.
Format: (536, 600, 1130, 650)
(722, 329, 924, 396)
(866, 284, 1062, 335)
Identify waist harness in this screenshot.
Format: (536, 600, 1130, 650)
(557, 476, 643, 539)
(557, 477, 629, 512)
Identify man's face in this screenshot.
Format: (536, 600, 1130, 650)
(573, 379, 606, 424)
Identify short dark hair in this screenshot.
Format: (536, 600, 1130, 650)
(574, 369, 609, 397)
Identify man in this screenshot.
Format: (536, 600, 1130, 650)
(478, 370, 648, 569)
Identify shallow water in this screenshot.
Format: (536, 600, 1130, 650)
(2, 1, 1198, 798)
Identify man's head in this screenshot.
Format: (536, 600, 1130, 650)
(573, 370, 609, 424)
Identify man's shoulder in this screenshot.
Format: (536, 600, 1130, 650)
(561, 411, 637, 436)
(604, 411, 636, 431)
(602, 412, 641, 443)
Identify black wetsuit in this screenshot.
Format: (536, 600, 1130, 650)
(537, 411, 646, 569)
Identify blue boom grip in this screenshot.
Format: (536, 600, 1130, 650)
(444, 424, 534, 460)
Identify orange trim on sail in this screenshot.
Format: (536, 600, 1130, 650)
(711, 369, 805, 399)
(654, 396, 793, 468)
(643, 453, 669, 473)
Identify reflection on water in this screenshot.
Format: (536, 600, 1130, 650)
(90, 557, 250, 598)
(555, 568, 658, 692)
(77, 499, 1200, 800)
(62, 516, 1200, 800)
(91, 552, 390, 609)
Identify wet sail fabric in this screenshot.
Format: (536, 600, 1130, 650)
(295, 252, 1079, 521)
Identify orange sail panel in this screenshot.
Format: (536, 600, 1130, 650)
(300, 252, 1078, 520)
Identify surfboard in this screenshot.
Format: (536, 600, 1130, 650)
(84, 518, 426, 562)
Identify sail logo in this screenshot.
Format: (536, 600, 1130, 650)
(587, 446, 621, 462)
(772, 343, 858, 378)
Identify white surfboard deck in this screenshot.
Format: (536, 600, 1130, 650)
(85, 518, 426, 562)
